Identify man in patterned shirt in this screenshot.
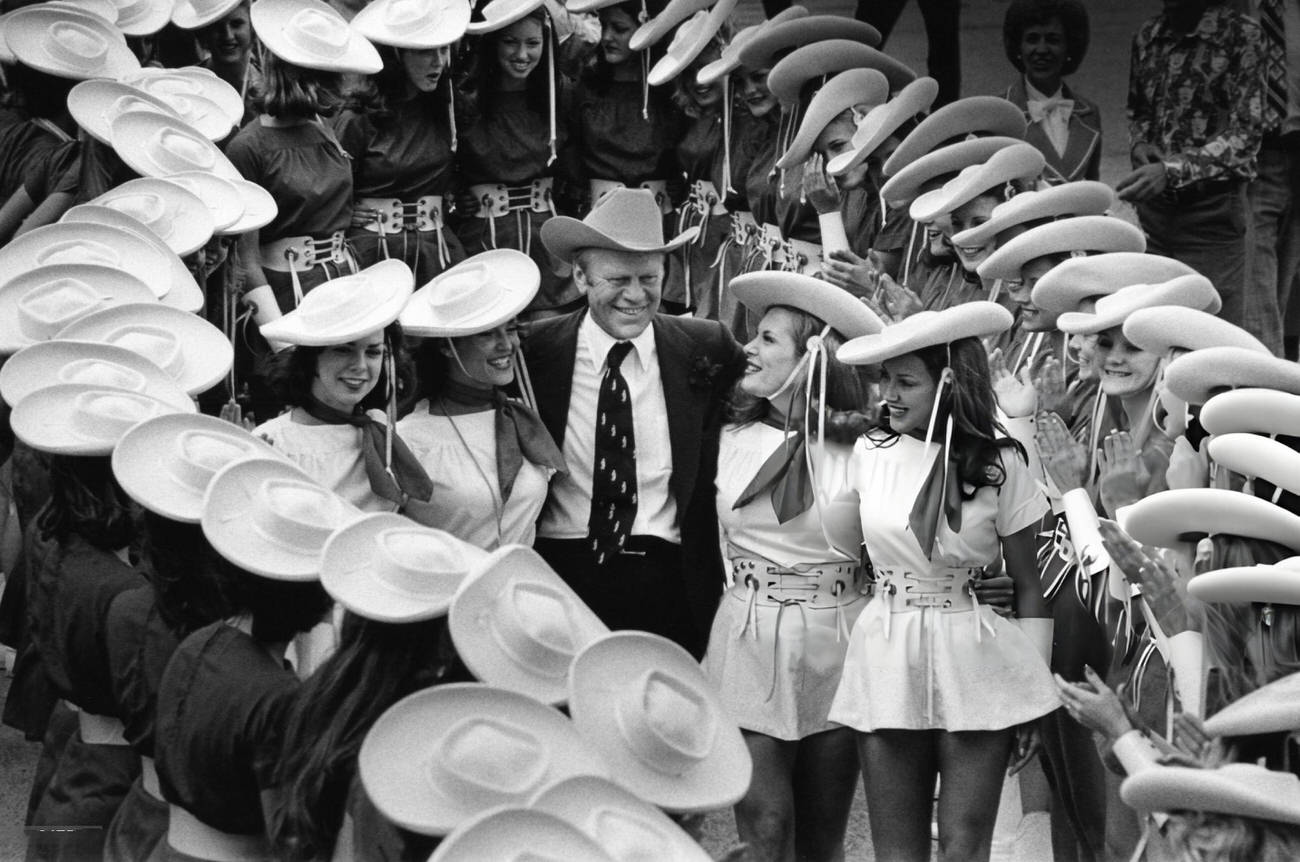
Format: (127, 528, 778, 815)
(1117, 0, 1267, 345)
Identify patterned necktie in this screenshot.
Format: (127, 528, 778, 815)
(588, 340, 637, 565)
(1259, 0, 1288, 131)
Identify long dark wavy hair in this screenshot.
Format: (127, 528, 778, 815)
(725, 305, 873, 445)
(37, 455, 136, 551)
(344, 45, 453, 124)
(268, 614, 454, 861)
(457, 8, 553, 124)
(871, 336, 1026, 495)
(255, 51, 344, 118)
(260, 321, 415, 413)
(140, 512, 235, 635)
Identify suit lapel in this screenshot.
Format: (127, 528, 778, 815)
(523, 310, 582, 449)
(652, 316, 701, 512)
(1057, 87, 1100, 182)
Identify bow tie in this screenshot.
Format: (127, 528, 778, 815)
(1027, 97, 1074, 124)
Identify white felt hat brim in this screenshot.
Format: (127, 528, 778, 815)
(731, 271, 884, 339)
(465, 0, 545, 34)
(88, 178, 215, 257)
(631, 0, 713, 53)
(352, 0, 471, 48)
(0, 264, 158, 355)
(647, 0, 740, 87)
(1207, 433, 1300, 496)
(171, 0, 241, 30)
(321, 513, 486, 623)
(109, 110, 242, 181)
(952, 181, 1116, 249)
(0, 339, 189, 408)
(260, 259, 414, 346)
(1204, 671, 1300, 737)
(825, 76, 939, 177)
(976, 216, 1146, 282)
(68, 79, 183, 146)
(1030, 252, 1198, 315)
(775, 68, 889, 170)
(5, 6, 141, 79)
(222, 180, 278, 235)
(909, 142, 1046, 224)
(767, 40, 914, 108)
(879, 136, 1024, 207)
(694, 4, 809, 86)
(837, 301, 1013, 366)
(1201, 388, 1300, 436)
(449, 545, 608, 706)
(5, 217, 175, 301)
(164, 172, 244, 232)
(736, 15, 882, 71)
(114, 0, 174, 36)
(401, 249, 539, 337)
(122, 67, 245, 128)
(1057, 275, 1220, 335)
(1123, 488, 1300, 551)
(11, 382, 195, 456)
(883, 95, 1028, 177)
(429, 808, 616, 862)
(1189, 561, 1300, 605)
(358, 683, 611, 836)
(1123, 306, 1269, 357)
(1164, 346, 1300, 406)
(113, 413, 284, 521)
(1121, 763, 1300, 826)
(56, 302, 233, 396)
(251, 0, 383, 73)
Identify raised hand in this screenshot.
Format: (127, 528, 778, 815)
(1098, 431, 1151, 516)
(1033, 355, 1070, 418)
(801, 152, 841, 214)
(1034, 410, 1088, 491)
(876, 273, 923, 320)
(1098, 520, 1192, 634)
(1054, 665, 1134, 744)
(219, 399, 256, 431)
(990, 347, 1037, 418)
(822, 248, 875, 296)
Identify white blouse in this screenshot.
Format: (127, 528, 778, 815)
(254, 412, 393, 513)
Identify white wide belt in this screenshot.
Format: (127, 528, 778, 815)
(730, 210, 760, 245)
(783, 237, 823, 275)
(69, 702, 128, 746)
(688, 179, 727, 217)
(167, 805, 270, 862)
(730, 556, 864, 609)
(469, 178, 555, 218)
(356, 195, 444, 234)
(590, 178, 671, 214)
(260, 231, 350, 273)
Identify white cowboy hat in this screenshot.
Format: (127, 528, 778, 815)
(11, 383, 195, 456)
(109, 110, 241, 182)
(121, 66, 244, 129)
(825, 76, 939, 178)
(464, 0, 542, 35)
(1201, 388, 1300, 436)
(541, 188, 699, 264)
(1204, 671, 1300, 737)
(55, 302, 234, 396)
(976, 216, 1146, 283)
(774, 68, 889, 170)
(401, 249, 539, 338)
(1058, 275, 1220, 336)
(1122, 488, 1300, 552)
(1030, 252, 1199, 315)
(4, 5, 140, 80)
(530, 774, 713, 862)
(883, 95, 1027, 177)
(1190, 557, 1300, 605)
(768, 40, 913, 108)
(429, 808, 616, 862)
(694, 5, 807, 87)
(449, 545, 609, 706)
(260, 259, 414, 347)
(1121, 763, 1300, 825)
(909, 142, 1045, 224)
(647, 0, 739, 87)
(358, 682, 610, 836)
(1208, 433, 1300, 497)
(352, 0, 471, 48)
(736, 15, 881, 71)
(202, 456, 361, 580)
(321, 513, 487, 623)
(223, 180, 279, 235)
(0, 265, 156, 356)
(1164, 347, 1300, 406)
(0, 340, 192, 411)
(59, 205, 205, 313)
(88, 179, 215, 258)
(569, 631, 751, 813)
(3, 220, 173, 301)
(731, 271, 884, 340)
(112, 0, 174, 36)
(952, 180, 1116, 250)
(163, 171, 244, 233)
(631, 0, 712, 52)
(67, 80, 184, 146)
(252, 0, 382, 73)
(837, 301, 1013, 366)
(46, 0, 120, 24)
(171, 0, 240, 29)
(112, 413, 284, 522)
(879, 136, 1024, 207)
(1123, 307, 1269, 358)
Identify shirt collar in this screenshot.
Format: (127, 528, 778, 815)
(579, 311, 656, 373)
(1025, 79, 1064, 101)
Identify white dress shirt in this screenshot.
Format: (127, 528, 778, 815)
(538, 313, 679, 543)
(1025, 79, 1073, 158)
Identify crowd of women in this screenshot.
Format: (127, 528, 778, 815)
(0, 0, 1298, 859)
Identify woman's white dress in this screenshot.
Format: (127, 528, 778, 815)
(254, 412, 391, 513)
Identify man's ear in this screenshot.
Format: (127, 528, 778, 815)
(571, 261, 589, 295)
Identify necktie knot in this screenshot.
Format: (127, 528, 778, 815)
(606, 341, 634, 372)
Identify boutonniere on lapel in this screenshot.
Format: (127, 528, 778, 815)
(687, 353, 730, 393)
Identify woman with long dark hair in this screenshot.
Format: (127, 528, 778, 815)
(701, 272, 880, 862)
(831, 302, 1058, 862)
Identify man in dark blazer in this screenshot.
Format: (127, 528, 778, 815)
(523, 189, 744, 658)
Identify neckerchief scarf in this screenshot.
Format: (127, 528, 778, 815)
(906, 367, 963, 560)
(437, 379, 567, 501)
(732, 417, 811, 524)
(301, 393, 434, 506)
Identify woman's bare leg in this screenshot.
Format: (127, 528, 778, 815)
(734, 731, 797, 862)
(935, 729, 1016, 862)
(858, 730, 939, 862)
(792, 727, 859, 862)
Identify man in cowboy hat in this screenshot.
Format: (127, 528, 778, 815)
(524, 188, 744, 658)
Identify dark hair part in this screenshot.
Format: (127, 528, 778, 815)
(218, 557, 333, 643)
(269, 614, 454, 861)
(458, 8, 553, 125)
(1002, 0, 1090, 77)
(260, 321, 414, 411)
(255, 52, 345, 118)
(139, 511, 235, 635)
(875, 337, 1025, 494)
(38, 455, 136, 551)
(725, 305, 873, 445)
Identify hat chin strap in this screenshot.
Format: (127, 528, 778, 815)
(546, 13, 557, 164)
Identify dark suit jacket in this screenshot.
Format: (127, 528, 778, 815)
(1003, 78, 1103, 184)
(521, 309, 744, 648)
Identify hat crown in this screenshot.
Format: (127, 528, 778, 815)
(39, 238, 122, 268)
(592, 808, 666, 862)
(18, 277, 108, 340)
(296, 273, 390, 334)
(287, 7, 351, 55)
(47, 20, 109, 63)
(487, 581, 578, 677)
(251, 478, 346, 552)
(72, 390, 165, 439)
(104, 192, 168, 234)
(114, 0, 149, 24)
(151, 127, 215, 172)
(103, 325, 182, 376)
(60, 358, 148, 392)
(667, 10, 710, 52)
(585, 190, 668, 249)
(423, 261, 491, 318)
(107, 94, 163, 124)
(616, 669, 716, 774)
(374, 528, 467, 597)
(432, 716, 549, 803)
(383, 0, 436, 27)
(175, 430, 258, 493)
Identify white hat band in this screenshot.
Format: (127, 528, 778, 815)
(250, 479, 345, 552)
(101, 325, 184, 376)
(71, 390, 166, 439)
(372, 528, 467, 597)
(487, 581, 579, 678)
